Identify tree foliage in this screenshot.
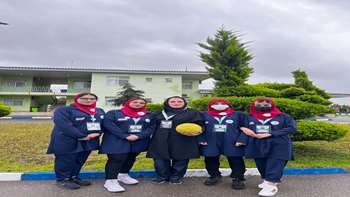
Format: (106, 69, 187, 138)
(115, 82, 145, 106)
(199, 27, 253, 92)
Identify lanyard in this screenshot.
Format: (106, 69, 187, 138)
(162, 110, 176, 120)
(132, 118, 141, 125)
(90, 115, 96, 122)
(258, 118, 272, 125)
(214, 116, 226, 124)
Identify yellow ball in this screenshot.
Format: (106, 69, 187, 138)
(176, 123, 203, 136)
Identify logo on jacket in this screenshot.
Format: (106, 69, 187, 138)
(249, 121, 255, 125)
(271, 121, 280, 125)
(226, 120, 234, 124)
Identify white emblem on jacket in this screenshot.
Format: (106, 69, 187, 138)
(226, 120, 234, 124)
(271, 121, 280, 125)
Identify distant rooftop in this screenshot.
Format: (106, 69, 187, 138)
(0, 65, 208, 74)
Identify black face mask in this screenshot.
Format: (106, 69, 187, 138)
(255, 106, 272, 112)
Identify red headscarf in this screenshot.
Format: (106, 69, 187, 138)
(71, 93, 97, 115)
(120, 98, 147, 118)
(207, 99, 234, 117)
(249, 98, 282, 120)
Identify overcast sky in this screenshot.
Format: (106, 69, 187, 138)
(1, 0, 350, 96)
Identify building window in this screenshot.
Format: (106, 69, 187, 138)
(145, 77, 152, 82)
(119, 76, 130, 86)
(7, 80, 25, 88)
(106, 76, 130, 86)
(3, 98, 23, 106)
(165, 78, 173, 83)
(182, 81, 193, 89)
(105, 96, 116, 106)
(181, 94, 191, 102)
(73, 81, 91, 89)
(145, 98, 152, 103)
(106, 76, 118, 86)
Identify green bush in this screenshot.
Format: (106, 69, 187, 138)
(0, 103, 11, 117)
(189, 97, 333, 119)
(253, 83, 296, 91)
(294, 121, 347, 141)
(297, 94, 332, 105)
(214, 85, 280, 97)
(146, 103, 163, 112)
(280, 87, 306, 98)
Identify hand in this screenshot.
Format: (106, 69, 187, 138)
(235, 142, 245, 147)
(240, 127, 256, 137)
(199, 142, 208, 145)
(255, 133, 272, 139)
(88, 133, 100, 139)
(78, 136, 90, 141)
(126, 134, 139, 141)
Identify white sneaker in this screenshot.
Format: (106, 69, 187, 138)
(258, 183, 278, 196)
(104, 179, 125, 193)
(118, 173, 139, 185)
(258, 180, 268, 188)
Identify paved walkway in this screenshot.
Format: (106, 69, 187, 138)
(0, 174, 349, 197)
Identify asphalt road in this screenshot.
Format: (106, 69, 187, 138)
(0, 174, 349, 197)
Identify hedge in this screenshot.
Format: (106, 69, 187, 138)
(0, 103, 11, 117)
(293, 121, 347, 141)
(280, 87, 306, 98)
(214, 85, 280, 97)
(253, 83, 296, 91)
(146, 103, 163, 112)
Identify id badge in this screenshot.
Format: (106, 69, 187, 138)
(87, 122, 101, 131)
(214, 124, 227, 132)
(256, 125, 271, 134)
(160, 120, 173, 129)
(129, 125, 142, 133)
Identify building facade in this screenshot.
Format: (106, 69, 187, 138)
(0, 65, 209, 112)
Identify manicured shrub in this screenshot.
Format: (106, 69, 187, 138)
(280, 87, 306, 98)
(253, 83, 296, 91)
(294, 121, 347, 141)
(214, 85, 280, 97)
(146, 103, 163, 112)
(0, 103, 11, 117)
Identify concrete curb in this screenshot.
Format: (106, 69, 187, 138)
(0, 168, 347, 181)
(0, 116, 52, 120)
(0, 173, 22, 181)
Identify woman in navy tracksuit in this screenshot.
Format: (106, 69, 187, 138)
(47, 93, 104, 190)
(100, 98, 153, 193)
(240, 98, 296, 197)
(200, 99, 248, 189)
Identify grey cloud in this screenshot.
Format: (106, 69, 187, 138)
(0, 0, 349, 93)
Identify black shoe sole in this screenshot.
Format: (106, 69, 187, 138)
(56, 184, 80, 190)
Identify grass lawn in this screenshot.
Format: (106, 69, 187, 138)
(0, 122, 349, 172)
